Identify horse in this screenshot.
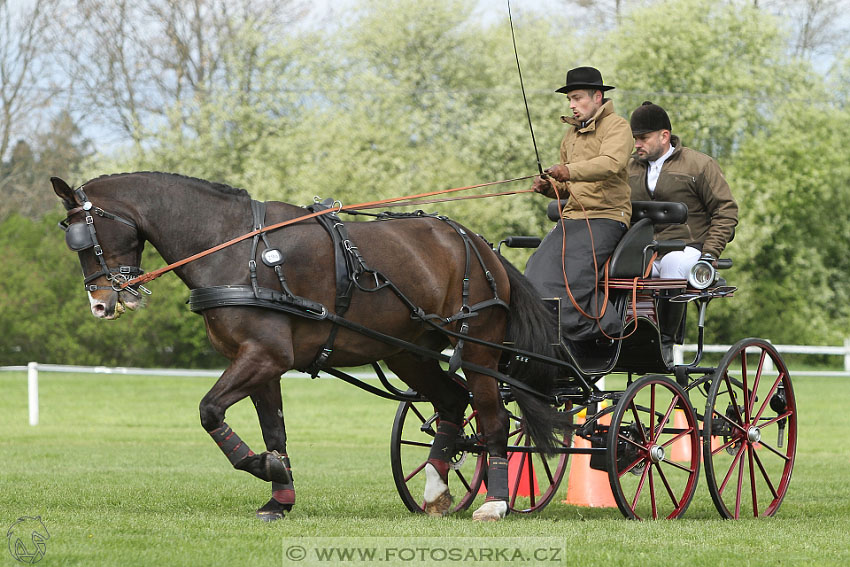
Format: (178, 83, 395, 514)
(51, 171, 567, 521)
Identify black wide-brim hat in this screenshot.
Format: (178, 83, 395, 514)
(555, 66, 615, 94)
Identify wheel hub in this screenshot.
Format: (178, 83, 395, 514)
(747, 425, 761, 444)
(649, 444, 665, 463)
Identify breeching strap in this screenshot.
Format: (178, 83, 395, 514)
(120, 175, 535, 290)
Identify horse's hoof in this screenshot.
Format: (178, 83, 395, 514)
(424, 489, 453, 517)
(256, 510, 285, 522)
(256, 497, 290, 521)
(472, 500, 507, 522)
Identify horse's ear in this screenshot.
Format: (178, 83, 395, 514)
(51, 176, 77, 210)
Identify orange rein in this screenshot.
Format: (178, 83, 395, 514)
(120, 175, 536, 290)
(549, 182, 651, 342)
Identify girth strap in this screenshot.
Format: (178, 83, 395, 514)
(303, 200, 375, 376)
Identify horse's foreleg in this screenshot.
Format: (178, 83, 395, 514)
(251, 379, 296, 521)
(199, 357, 291, 489)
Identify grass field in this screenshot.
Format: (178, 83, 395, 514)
(2, 369, 849, 566)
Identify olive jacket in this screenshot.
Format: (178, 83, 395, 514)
(627, 136, 738, 258)
(543, 99, 633, 227)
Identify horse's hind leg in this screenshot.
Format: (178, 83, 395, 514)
(251, 378, 296, 521)
(385, 353, 469, 517)
(463, 347, 511, 522)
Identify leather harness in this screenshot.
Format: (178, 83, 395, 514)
(188, 199, 509, 377)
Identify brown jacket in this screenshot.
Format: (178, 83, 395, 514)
(544, 99, 633, 226)
(628, 136, 738, 258)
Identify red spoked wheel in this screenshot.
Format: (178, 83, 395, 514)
(390, 399, 485, 513)
(606, 375, 701, 519)
(703, 338, 797, 518)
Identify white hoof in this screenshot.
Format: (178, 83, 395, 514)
(472, 499, 507, 522)
(423, 463, 452, 517)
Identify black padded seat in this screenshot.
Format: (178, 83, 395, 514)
(544, 200, 688, 278)
(630, 200, 688, 225)
(546, 200, 688, 225)
(607, 218, 654, 278)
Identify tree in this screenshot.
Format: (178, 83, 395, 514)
(0, 0, 61, 161)
(0, 111, 91, 220)
(0, 212, 226, 367)
(715, 97, 850, 344)
(605, 0, 801, 160)
(58, 0, 306, 151)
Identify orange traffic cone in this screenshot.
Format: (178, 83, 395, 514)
(563, 409, 616, 508)
(508, 450, 539, 497)
(671, 409, 692, 462)
(478, 450, 541, 497)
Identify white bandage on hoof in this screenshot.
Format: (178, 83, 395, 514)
(472, 499, 507, 522)
(423, 463, 452, 517)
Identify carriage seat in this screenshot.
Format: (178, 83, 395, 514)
(545, 199, 688, 226)
(544, 200, 689, 278)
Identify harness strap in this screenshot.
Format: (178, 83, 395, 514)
(194, 201, 515, 381)
(61, 186, 148, 296)
(303, 201, 365, 376)
(188, 283, 571, 401)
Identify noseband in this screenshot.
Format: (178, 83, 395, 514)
(58, 186, 151, 297)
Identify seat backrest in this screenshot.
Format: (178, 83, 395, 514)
(608, 218, 654, 278)
(547, 199, 688, 224)
(631, 200, 688, 225)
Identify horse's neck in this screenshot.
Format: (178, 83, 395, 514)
(135, 183, 303, 288)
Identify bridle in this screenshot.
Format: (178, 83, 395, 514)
(58, 186, 151, 297)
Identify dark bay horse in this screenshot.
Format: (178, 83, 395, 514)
(52, 172, 565, 521)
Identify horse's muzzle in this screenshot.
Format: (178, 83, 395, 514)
(88, 289, 142, 319)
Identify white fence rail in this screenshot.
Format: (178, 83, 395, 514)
(3, 342, 849, 425)
(672, 339, 850, 377)
(0, 362, 373, 426)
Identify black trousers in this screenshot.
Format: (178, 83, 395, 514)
(525, 218, 627, 341)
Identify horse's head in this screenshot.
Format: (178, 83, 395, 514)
(52, 176, 148, 319)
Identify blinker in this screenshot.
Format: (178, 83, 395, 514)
(63, 222, 96, 252)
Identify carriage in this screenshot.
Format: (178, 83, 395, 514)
(390, 199, 797, 520)
(52, 172, 796, 521)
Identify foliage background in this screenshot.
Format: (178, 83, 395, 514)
(2, 0, 849, 367)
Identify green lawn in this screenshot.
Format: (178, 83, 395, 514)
(1, 370, 848, 566)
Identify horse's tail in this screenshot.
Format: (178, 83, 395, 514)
(498, 254, 571, 455)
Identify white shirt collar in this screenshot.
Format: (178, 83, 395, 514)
(647, 144, 675, 193)
(649, 144, 675, 169)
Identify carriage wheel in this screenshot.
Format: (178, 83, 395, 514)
(606, 375, 700, 520)
(498, 400, 572, 514)
(390, 399, 485, 513)
(703, 338, 797, 519)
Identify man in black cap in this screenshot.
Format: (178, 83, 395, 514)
(525, 66, 633, 355)
(628, 101, 738, 360)
(628, 101, 738, 277)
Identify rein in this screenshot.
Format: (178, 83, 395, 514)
(119, 175, 535, 290)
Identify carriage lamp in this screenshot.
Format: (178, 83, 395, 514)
(261, 248, 285, 267)
(687, 259, 716, 289)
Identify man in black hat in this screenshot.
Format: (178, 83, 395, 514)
(525, 66, 633, 357)
(627, 101, 738, 360)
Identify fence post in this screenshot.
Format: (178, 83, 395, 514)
(28, 362, 39, 426)
(844, 338, 850, 373)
